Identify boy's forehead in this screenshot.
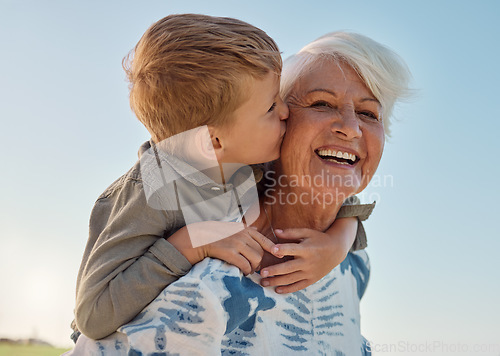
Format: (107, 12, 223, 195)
(252, 72, 280, 91)
(245, 72, 280, 99)
(229, 72, 279, 116)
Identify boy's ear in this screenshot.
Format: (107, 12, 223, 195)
(207, 125, 224, 161)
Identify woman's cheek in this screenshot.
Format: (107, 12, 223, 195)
(360, 125, 385, 190)
(371, 126, 385, 167)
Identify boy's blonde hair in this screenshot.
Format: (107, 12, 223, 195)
(123, 14, 282, 142)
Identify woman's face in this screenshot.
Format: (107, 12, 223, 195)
(278, 60, 385, 199)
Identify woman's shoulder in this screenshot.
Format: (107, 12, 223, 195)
(341, 250, 370, 299)
(350, 249, 370, 269)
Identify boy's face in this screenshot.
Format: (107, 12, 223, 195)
(217, 72, 288, 164)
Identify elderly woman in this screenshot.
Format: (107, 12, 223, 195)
(70, 31, 410, 355)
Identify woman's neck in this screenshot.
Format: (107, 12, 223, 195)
(254, 182, 344, 270)
(264, 184, 343, 232)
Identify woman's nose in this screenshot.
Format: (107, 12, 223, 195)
(331, 107, 361, 140)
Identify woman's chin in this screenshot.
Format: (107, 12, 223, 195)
(307, 160, 361, 195)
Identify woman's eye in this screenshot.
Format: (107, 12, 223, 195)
(268, 102, 277, 113)
(310, 101, 331, 108)
(358, 111, 379, 120)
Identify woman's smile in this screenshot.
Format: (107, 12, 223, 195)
(314, 146, 361, 167)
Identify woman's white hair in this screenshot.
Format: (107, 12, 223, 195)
(280, 31, 412, 136)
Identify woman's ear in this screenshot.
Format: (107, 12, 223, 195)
(207, 125, 224, 161)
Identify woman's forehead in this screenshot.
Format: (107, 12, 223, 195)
(291, 61, 375, 100)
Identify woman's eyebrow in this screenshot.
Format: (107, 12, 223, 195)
(308, 88, 337, 96)
(360, 97, 381, 106)
(308, 89, 381, 105)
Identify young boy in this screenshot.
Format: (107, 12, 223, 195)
(71, 14, 373, 342)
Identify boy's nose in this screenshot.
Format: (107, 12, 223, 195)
(278, 99, 289, 121)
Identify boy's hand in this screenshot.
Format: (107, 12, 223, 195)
(259, 218, 358, 293)
(168, 222, 276, 275)
(203, 227, 275, 275)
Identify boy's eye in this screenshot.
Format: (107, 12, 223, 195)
(358, 110, 379, 121)
(268, 102, 277, 113)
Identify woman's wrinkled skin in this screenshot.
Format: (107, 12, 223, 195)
(270, 59, 385, 232)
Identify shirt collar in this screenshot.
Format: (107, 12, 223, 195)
(138, 140, 257, 192)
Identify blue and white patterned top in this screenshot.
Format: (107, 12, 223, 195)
(68, 250, 371, 356)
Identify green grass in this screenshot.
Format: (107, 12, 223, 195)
(0, 343, 70, 356)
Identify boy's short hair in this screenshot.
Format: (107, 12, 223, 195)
(123, 14, 282, 142)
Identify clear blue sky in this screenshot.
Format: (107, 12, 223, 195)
(1, 0, 499, 353)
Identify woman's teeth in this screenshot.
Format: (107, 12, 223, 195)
(316, 149, 357, 164)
